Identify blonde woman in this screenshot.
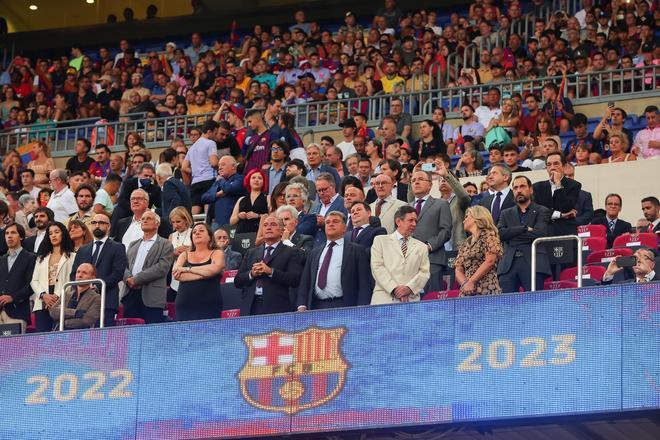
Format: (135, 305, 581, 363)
(454, 206, 503, 296)
(487, 98, 520, 139)
(27, 141, 55, 188)
(168, 207, 193, 301)
(605, 133, 637, 163)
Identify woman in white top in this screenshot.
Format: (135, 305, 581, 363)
(605, 132, 637, 163)
(167, 207, 193, 302)
(30, 221, 76, 332)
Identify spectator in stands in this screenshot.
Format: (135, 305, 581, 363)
(370, 173, 407, 234)
(166, 207, 192, 301)
(641, 196, 660, 234)
(309, 173, 347, 246)
(114, 163, 162, 224)
(497, 175, 551, 293)
(415, 119, 447, 161)
(46, 169, 77, 223)
(409, 169, 452, 291)
(603, 247, 659, 284)
(387, 98, 413, 142)
(184, 32, 209, 66)
(541, 79, 574, 133)
(563, 163, 594, 226)
(454, 104, 485, 149)
(244, 109, 276, 174)
(276, 205, 313, 254)
(590, 194, 632, 248)
(266, 140, 289, 194)
(434, 157, 471, 250)
(93, 173, 121, 217)
(603, 133, 636, 163)
(366, 159, 408, 203)
(181, 120, 219, 214)
(109, 154, 125, 178)
(68, 184, 95, 227)
(235, 215, 302, 315)
(305, 143, 341, 189)
(521, 114, 561, 167)
(156, 163, 192, 227)
(202, 156, 245, 229)
(285, 181, 316, 237)
(68, 171, 88, 194)
(0, 224, 36, 333)
(345, 201, 386, 248)
(30, 221, 76, 332)
(114, 188, 161, 246)
(336, 119, 358, 157)
(15, 194, 36, 235)
(22, 207, 53, 254)
(474, 87, 502, 129)
(533, 152, 582, 236)
(297, 211, 371, 310)
(502, 144, 530, 173)
(123, 210, 173, 324)
(479, 164, 514, 225)
(633, 106, 659, 159)
(230, 169, 268, 234)
(20, 169, 40, 200)
(68, 219, 92, 252)
(455, 149, 485, 178)
(89, 144, 111, 185)
(27, 141, 55, 188)
(49, 263, 101, 330)
(213, 227, 241, 271)
(172, 222, 224, 321)
(65, 138, 94, 174)
(371, 205, 429, 304)
(325, 146, 346, 178)
(593, 106, 634, 153)
(564, 113, 603, 164)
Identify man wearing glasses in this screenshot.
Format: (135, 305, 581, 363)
(71, 213, 127, 327)
(46, 169, 78, 223)
(603, 248, 659, 284)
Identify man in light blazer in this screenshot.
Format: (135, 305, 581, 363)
(497, 175, 552, 293)
(122, 211, 174, 324)
(370, 174, 407, 234)
(371, 205, 430, 304)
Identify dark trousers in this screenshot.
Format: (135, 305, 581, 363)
(104, 309, 117, 327)
(250, 296, 266, 315)
(121, 288, 164, 324)
(34, 309, 54, 332)
(312, 296, 345, 310)
(499, 256, 546, 293)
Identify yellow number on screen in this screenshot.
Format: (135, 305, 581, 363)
(550, 334, 576, 365)
(109, 369, 133, 398)
(457, 342, 482, 371)
(82, 371, 106, 400)
(488, 339, 515, 369)
(53, 374, 78, 402)
(521, 337, 546, 367)
(25, 375, 49, 404)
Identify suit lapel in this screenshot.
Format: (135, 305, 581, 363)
(418, 197, 434, 221)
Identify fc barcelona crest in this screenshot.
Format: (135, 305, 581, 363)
(238, 327, 349, 415)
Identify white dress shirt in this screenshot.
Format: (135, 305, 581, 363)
(315, 238, 344, 299)
(319, 193, 339, 216)
(122, 217, 144, 251)
(490, 187, 511, 212)
(33, 230, 46, 253)
(47, 187, 78, 223)
(132, 235, 156, 275)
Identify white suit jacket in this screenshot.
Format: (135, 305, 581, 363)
(370, 233, 430, 304)
(30, 252, 76, 311)
(370, 197, 407, 234)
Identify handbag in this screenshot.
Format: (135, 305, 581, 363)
(485, 126, 511, 150)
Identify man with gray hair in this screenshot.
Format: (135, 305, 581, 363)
(122, 210, 174, 324)
(276, 205, 314, 254)
(114, 188, 165, 248)
(305, 143, 341, 189)
(113, 161, 162, 231)
(15, 194, 37, 235)
(479, 163, 514, 225)
(47, 169, 78, 223)
(309, 172, 347, 247)
(285, 181, 317, 238)
(156, 163, 192, 226)
(201, 155, 245, 229)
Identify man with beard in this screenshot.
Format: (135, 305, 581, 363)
(68, 184, 96, 228)
(453, 104, 485, 147)
(23, 207, 54, 253)
(497, 175, 551, 293)
(71, 213, 127, 327)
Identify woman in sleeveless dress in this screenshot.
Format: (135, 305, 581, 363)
(229, 168, 269, 234)
(173, 223, 225, 321)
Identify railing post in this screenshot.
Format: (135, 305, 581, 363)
(531, 235, 583, 291)
(59, 278, 107, 331)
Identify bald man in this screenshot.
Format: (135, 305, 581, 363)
(50, 263, 102, 329)
(202, 155, 246, 228)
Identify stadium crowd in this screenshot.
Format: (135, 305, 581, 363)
(0, 0, 658, 333)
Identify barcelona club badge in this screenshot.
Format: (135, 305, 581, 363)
(238, 326, 349, 415)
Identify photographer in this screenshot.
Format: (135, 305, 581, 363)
(603, 248, 659, 284)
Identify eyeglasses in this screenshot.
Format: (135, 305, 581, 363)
(130, 197, 147, 201)
(271, 147, 284, 152)
(90, 221, 109, 226)
(410, 178, 430, 183)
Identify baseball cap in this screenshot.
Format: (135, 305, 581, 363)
(339, 118, 357, 129)
(166, 42, 177, 49)
(66, 67, 77, 75)
(228, 104, 246, 120)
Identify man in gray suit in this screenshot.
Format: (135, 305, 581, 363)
(497, 175, 551, 293)
(409, 170, 452, 292)
(122, 210, 174, 323)
(435, 157, 471, 249)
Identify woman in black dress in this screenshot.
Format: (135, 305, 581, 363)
(173, 223, 225, 321)
(414, 119, 447, 162)
(229, 168, 269, 234)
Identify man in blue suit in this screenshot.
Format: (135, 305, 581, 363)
(71, 213, 127, 327)
(297, 211, 372, 310)
(156, 163, 192, 227)
(344, 201, 386, 249)
(201, 156, 246, 229)
(309, 173, 347, 247)
(305, 144, 341, 189)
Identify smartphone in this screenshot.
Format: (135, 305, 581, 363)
(616, 256, 636, 268)
(607, 101, 615, 108)
(421, 163, 436, 172)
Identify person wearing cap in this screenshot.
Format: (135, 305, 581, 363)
(337, 119, 358, 158)
(339, 11, 364, 35)
(596, 11, 611, 36)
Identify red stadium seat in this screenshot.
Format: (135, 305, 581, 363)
(166, 302, 176, 321)
(543, 280, 578, 290)
(612, 232, 658, 249)
(221, 309, 241, 318)
(582, 237, 607, 252)
(586, 248, 634, 264)
(560, 266, 607, 284)
(116, 305, 124, 319)
(577, 224, 607, 238)
(221, 270, 238, 284)
(422, 290, 460, 300)
(115, 318, 145, 326)
(26, 313, 36, 333)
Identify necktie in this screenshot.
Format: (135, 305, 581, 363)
(351, 227, 361, 241)
(317, 241, 336, 289)
(415, 198, 424, 216)
(401, 237, 408, 257)
(491, 192, 503, 224)
(91, 240, 103, 265)
(649, 224, 654, 233)
(376, 199, 386, 217)
(608, 219, 616, 233)
(256, 246, 274, 288)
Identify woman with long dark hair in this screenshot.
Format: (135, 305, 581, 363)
(30, 222, 76, 332)
(415, 119, 447, 161)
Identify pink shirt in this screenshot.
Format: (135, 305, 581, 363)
(633, 126, 660, 159)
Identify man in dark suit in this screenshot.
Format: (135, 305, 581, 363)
(111, 162, 162, 232)
(365, 159, 409, 204)
(114, 189, 170, 245)
(234, 215, 302, 315)
(410, 170, 453, 291)
(563, 163, 593, 226)
(276, 205, 314, 254)
(201, 156, 246, 229)
(591, 193, 632, 247)
(497, 175, 552, 293)
(305, 144, 341, 189)
(0, 224, 36, 333)
(479, 164, 515, 225)
(344, 186, 382, 231)
(22, 207, 54, 254)
(309, 173, 347, 247)
(156, 163, 191, 227)
(71, 213, 127, 327)
(641, 196, 660, 234)
(532, 152, 582, 236)
(603, 247, 659, 284)
(345, 202, 386, 249)
(297, 211, 372, 310)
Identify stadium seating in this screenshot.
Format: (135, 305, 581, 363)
(422, 290, 460, 301)
(613, 233, 658, 250)
(560, 266, 607, 286)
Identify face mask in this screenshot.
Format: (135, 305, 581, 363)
(139, 178, 152, 187)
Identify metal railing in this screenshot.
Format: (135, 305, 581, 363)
(59, 278, 107, 331)
(531, 236, 583, 291)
